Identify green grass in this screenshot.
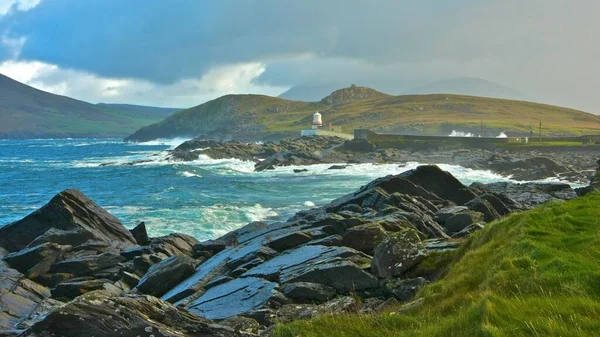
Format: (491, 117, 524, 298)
(274, 192, 600, 337)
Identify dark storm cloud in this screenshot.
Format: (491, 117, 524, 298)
(0, 0, 480, 83)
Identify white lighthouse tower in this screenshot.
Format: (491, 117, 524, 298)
(311, 111, 323, 129)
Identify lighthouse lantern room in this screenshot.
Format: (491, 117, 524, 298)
(312, 111, 323, 129)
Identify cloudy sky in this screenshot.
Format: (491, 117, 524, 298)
(0, 0, 598, 113)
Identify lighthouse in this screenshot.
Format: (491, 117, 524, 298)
(312, 111, 323, 129)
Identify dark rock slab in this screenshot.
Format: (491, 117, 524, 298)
(372, 228, 427, 278)
(444, 211, 484, 234)
(382, 277, 429, 301)
(434, 206, 469, 224)
(136, 255, 198, 297)
(243, 245, 377, 292)
(51, 279, 120, 300)
(0, 267, 62, 331)
(267, 231, 312, 252)
(21, 292, 239, 337)
(340, 223, 386, 254)
(0, 189, 137, 252)
(282, 282, 336, 303)
(3, 243, 69, 279)
(50, 252, 124, 277)
(129, 221, 151, 246)
(27, 228, 93, 248)
(483, 182, 577, 209)
(186, 277, 284, 320)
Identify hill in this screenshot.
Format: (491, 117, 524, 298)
(126, 84, 600, 142)
(0, 73, 179, 139)
(275, 190, 600, 337)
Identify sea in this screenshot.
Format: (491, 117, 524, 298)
(0, 138, 579, 241)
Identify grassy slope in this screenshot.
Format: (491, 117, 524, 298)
(0, 74, 176, 138)
(275, 191, 600, 337)
(127, 86, 600, 141)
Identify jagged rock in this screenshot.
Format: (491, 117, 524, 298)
(444, 211, 484, 234)
(293, 169, 308, 173)
(129, 222, 150, 245)
(51, 279, 121, 300)
(186, 277, 287, 320)
(2, 243, 69, 279)
(372, 228, 427, 278)
(136, 255, 198, 297)
(382, 277, 429, 302)
(266, 231, 312, 252)
(0, 189, 137, 253)
(340, 223, 386, 254)
(328, 165, 347, 170)
(243, 245, 377, 293)
(282, 282, 336, 303)
(21, 292, 240, 337)
(0, 267, 63, 331)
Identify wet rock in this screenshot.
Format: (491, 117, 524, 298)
(328, 165, 347, 170)
(340, 223, 386, 254)
(129, 221, 150, 246)
(186, 277, 286, 320)
(293, 169, 308, 173)
(136, 255, 198, 297)
(444, 211, 484, 234)
(282, 282, 336, 303)
(371, 228, 427, 278)
(0, 189, 137, 253)
(21, 292, 239, 337)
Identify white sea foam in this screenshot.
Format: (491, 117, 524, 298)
(448, 130, 477, 137)
(303, 201, 316, 207)
(496, 132, 508, 138)
(131, 137, 191, 149)
(180, 170, 202, 178)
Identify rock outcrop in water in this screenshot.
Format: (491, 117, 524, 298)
(166, 136, 599, 184)
(0, 166, 579, 335)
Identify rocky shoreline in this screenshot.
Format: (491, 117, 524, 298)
(167, 136, 600, 184)
(2, 162, 597, 336)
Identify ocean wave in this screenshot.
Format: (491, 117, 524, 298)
(129, 137, 191, 149)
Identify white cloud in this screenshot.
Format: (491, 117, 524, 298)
(0, 0, 40, 16)
(0, 60, 288, 108)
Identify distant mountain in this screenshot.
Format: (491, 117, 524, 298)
(279, 84, 347, 101)
(96, 104, 182, 119)
(126, 84, 600, 142)
(404, 77, 526, 100)
(0, 73, 177, 139)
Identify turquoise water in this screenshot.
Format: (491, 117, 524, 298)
(0, 138, 574, 241)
